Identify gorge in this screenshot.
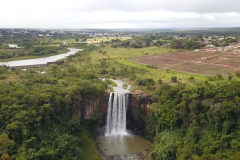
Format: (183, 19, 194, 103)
(84, 79, 153, 158)
(81, 89, 152, 137)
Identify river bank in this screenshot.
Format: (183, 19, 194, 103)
(0, 48, 70, 62)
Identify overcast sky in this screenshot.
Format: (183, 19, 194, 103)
(1, 0, 240, 29)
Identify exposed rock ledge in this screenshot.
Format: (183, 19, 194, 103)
(81, 90, 152, 136)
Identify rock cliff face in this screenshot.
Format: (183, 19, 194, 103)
(127, 91, 152, 137)
(81, 91, 110, 123)
(81, 90, 152, 136)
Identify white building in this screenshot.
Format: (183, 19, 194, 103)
(207, 45, 214, 48)
(8, 44, 18, 48)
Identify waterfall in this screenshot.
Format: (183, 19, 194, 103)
(105, 93, 128, 135)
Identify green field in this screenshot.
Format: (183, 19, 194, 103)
(87, 45, 174, 61)
(87, 37, 131, 43)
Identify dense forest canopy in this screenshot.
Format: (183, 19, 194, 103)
(1, 29, 240, 159)
(0, 65, 106, 159)
(148, 81, 240, 159)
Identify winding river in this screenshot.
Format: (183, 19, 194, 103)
(0, 48, 82, 67)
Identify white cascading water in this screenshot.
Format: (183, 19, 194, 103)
(97, 80, 151, 156)
(105, 92, 128, 135)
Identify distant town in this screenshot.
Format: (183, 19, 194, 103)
(0, 28, 140, 38)
(1, 28, 239, 54)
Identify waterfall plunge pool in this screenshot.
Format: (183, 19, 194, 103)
(96, 134, 151, 156)
(96, 79, 151, 157)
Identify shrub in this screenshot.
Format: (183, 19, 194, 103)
(216, 74, 223, 80)
(207, 76, 216, 81)
(147, 65, 158, 69)
(123, 83, 128, 89)
(105, 79, 117, 87)
(158, 79, 162, 84)
(34, 46, 44, 53)
(0, 74, 8, 80)
(48, 48, 57, 53)
(171, 76, 177, 83)
(235, 71, 240, 77)
(0, 67, 7, 74)
(188, 76, 195, 82)
(100, 69, 108, 74)
(228, 74, 233, 81)
(136, 78, 155, 86)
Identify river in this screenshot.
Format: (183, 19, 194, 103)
(0, 48, 82, 67)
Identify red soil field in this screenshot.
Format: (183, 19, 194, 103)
(128, 51, 240, 76)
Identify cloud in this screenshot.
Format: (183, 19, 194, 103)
(0, 0, 240, 28)
(80, 11, 240, 28)
(70, 0, 240, 13)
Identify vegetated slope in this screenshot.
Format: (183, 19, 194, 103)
(0, 65, 106, 159)
(148, 81, 240, 160)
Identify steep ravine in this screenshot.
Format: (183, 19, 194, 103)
(80, 90, 152, 159)
(81, 90, 152, 137)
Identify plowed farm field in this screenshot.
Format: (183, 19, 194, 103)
(128, 51, 240, 76)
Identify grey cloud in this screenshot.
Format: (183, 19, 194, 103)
(72, 0, 240, 13)
(1, 0, 240, 28)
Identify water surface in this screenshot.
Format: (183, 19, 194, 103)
(112, 79, 131, 93)
(96, 134, 151, 156)
(100, 79, 150, 156)
(102, 78, 131, 93)
(0, 48, 82, 67)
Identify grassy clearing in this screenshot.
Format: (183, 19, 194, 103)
(89, 45, 173, 62)
(87, 37, 131, 43)
(70, 45, 237, 85)
(117, 59, 209, 82)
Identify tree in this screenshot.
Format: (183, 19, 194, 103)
(228, 74, 233, 81)
(170, 39, 182, 50)
(1, 153, 11, 160)
(189, 76, 195, 82)
(67, 116, 81, 134)
(0, 133, 16, 155)
(102, 51, 106, 55)
(171, 76, 177, 83)
(158, 79, 162, 84)
(235, 71, 240, 77)
(34, 46, 44, 53)
(112, 44, 117, 49)
(216, 74, 223, 80)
